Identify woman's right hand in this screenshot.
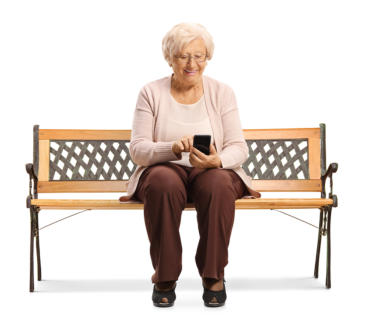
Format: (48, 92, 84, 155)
(172, 135, 194, 157)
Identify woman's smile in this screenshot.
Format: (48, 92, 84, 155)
(184, 69, 198, 75)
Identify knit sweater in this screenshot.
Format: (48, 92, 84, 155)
(166, 94, 214, 167)
(120, 74, 261, 201)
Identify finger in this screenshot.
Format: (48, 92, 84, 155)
(186, 136, 192, 151)
(190, 151, 208, 168)
(191, 146, 207, 159)
(180, 138, 188, 151)
(189, 153, 195, 166)
(178, 141, 184, 152)
(190, 151, 202, 165)
(186, 136, 193, 151)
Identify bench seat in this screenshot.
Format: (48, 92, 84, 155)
(31, 198, 333, 210)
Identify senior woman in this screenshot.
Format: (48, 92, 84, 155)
(119, 22, 261, 307)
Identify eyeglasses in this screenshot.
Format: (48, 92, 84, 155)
(175, 53, 207, 63)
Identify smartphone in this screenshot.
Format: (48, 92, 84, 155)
(193, 135, 211, 155)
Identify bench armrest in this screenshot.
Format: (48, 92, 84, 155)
(26, 163, 37, 180)
(322, 163, 338, 180)
(321, 162, 338, 207)
(26, 163, 38, 208)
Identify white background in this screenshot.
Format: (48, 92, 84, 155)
(1, 0, 379, 319)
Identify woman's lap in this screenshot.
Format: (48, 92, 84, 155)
(132, 162, 249, 202)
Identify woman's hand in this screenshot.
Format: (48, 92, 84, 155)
(190, 144, 222, 169)
(172, 135, 194, 158)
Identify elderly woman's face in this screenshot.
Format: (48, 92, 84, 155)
(171, 38, 207, 86)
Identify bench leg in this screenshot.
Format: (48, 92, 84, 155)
(35, 210, 42, 281)
(314, 206, 332, 289)
(29, 207, 35, 292)
(326, 206, 332, 289)
(314, 208, 324, 278)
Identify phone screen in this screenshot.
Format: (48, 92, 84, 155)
(193, 135, 211, 155)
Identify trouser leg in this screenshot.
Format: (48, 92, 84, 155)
(133, 163, 188, 284)
(189, 168, 248, 280)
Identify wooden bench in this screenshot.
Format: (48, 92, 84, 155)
(26, 123, 338, 292)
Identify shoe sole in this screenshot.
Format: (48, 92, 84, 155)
(204, 301, 225, 307)
(153, 302, 174, 307)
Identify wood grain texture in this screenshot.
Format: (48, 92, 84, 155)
(39, 129, 131, 140)
(38, 140, 50, 181)
(31, 198, 333, 210)
(38, 128, 319, 140)
(38, 181, 128, 193)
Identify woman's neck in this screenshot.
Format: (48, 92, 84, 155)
(171, 74, 203, 94)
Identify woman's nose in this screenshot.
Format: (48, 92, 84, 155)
(187, 58, 196, 68)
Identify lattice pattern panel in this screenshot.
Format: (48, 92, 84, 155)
(49, 140, 136, 181)
(242, 139, 309, 180)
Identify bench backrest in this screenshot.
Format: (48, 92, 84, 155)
(32, 124, 326, 193)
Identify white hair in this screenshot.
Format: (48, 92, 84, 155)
(162, 22, 214, 66)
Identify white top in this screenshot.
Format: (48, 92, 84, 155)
(162, 94, 215, 167)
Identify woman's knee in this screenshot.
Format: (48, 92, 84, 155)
(193, 169, 235, 197)
(145, 164, 186, 196)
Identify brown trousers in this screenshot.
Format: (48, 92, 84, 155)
(132, 162, 249, 284)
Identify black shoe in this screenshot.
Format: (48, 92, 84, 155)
(202, 278, 227, 307)
(152, 282, 177, 307)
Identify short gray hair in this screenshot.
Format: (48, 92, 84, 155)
(162, 22, 214, 66)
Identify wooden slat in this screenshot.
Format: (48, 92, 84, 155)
(37, 181, 129, 193)
(251, 180, 322, 192)
(243, 128, 320, 140)
(309, 136, 321, 179)
(39, 129, 131, 140)
(37, 179, 322, 193)
(38, 140, 50, 181)
(38, 128, 319, 141)
(38, 128, 320, 141)
(233, 198, 333, 209)
(31, 198, 333, 210)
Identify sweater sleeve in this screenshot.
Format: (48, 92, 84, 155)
(129, 86, 182, 167)
(218, 87, 249, 169)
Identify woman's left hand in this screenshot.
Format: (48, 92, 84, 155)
(189, 144, 222, 169)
